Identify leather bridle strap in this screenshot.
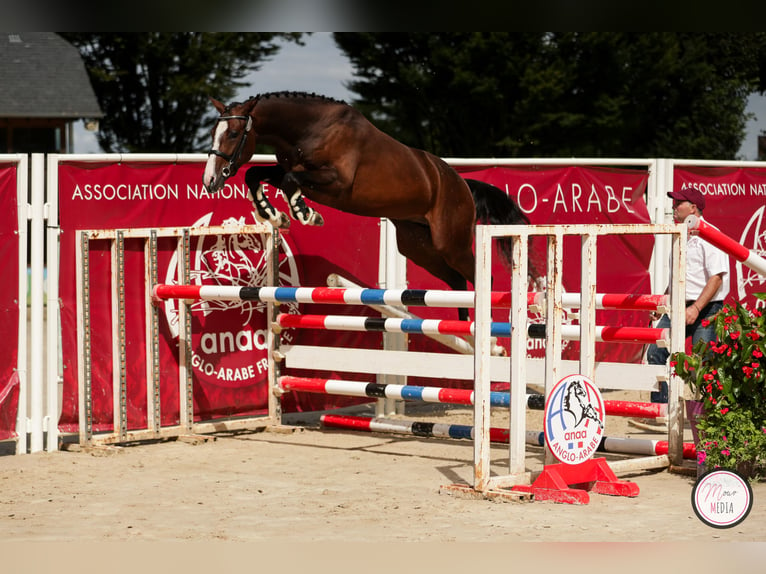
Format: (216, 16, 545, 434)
(207, 115, 253, 177)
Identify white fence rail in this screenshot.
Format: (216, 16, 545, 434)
(6, 154, 765, 454)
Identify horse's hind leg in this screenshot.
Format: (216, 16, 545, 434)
(391, 220, 470, 320)
(244, 166, 290, 228)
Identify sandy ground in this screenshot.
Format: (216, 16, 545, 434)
(2, 390, 765, 572)
(0, 393, 766, 572)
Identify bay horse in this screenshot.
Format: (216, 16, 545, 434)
(203, 91, 533, 320)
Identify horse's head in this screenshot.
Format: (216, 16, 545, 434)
(203, 97, 257, 193)
(564, 380, 586, 410)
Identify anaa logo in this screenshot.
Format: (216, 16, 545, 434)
(162, 212, 301, 388)
(544, 374, 605, 465)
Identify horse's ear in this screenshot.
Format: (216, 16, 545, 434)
(209, 97, 226, 114)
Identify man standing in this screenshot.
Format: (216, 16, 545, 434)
(635, 184, 730, 430)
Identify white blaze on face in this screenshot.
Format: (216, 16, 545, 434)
(203, 120, 229, 190)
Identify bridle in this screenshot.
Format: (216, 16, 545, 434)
(207, 114, 253, 178)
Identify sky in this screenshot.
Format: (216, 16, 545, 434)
(72, 32, 766, 160)
(740, 93, 766, 161)
(71, 33, 353, 154)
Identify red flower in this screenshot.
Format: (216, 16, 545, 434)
(730, 331, 741, 340)
(712, 343, 728, 354)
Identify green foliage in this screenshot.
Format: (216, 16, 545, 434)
(334, 32, 766, 159)
(672, 295, 766, 480)
(62, 33, 303, 153)
(695, 409, 766, 480)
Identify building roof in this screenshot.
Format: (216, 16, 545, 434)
(0, 32, 103, 119)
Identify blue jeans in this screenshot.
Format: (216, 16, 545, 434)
(647, 301, 722, 403)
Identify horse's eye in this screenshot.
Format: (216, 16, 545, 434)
(229, 131, 239, 139)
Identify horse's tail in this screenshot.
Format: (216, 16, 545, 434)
(466, 178, 542, 284)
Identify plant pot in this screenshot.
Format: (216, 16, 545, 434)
(736, 460, 757, 479)
(685, 399, 705, 446)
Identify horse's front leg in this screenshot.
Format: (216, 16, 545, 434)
(244, 167, 290, 228)
(281, 172, 325, 226)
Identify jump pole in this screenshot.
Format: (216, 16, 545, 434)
(319, 414, 697, 460)
(152, 283, 669, 312)
(686, 214, 766, 277)
(324, 274, 480, 356)
(274, 313, 670, 345)
(278, 375, 668, 420)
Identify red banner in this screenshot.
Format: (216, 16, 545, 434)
(407, 165, 654, 368)
(57, 161, 385, 432)
(56, 160, 659, 431)
(49, 158, 766, 433)
(0, 164, 20, 440)
(674, 166, 766, 309)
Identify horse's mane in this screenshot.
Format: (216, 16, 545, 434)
(226, 91, 347, 113)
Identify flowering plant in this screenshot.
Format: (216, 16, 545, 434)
(671, 294, 766, 480)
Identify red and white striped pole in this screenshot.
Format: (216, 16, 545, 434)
(152, 283, 668, 311)
(320, 414, 697, 460)
(687, 215, 766, 277)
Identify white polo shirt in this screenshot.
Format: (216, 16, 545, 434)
(685, 217, 730, 302)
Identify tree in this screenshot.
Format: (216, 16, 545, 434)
(62, 33, 303, 153)
(334, 32, 766, 159)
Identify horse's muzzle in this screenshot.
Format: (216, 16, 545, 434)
(203, 155, 227, 194)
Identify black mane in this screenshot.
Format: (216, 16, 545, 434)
(225, 91, 346, 113)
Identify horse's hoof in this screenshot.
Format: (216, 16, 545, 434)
(278, 213, 291, 229)
(309, 211, 324, 226)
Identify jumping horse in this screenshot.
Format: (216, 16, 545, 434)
(203, 91, 533, 320)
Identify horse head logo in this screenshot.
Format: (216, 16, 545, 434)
(564, 379, 604, 430)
